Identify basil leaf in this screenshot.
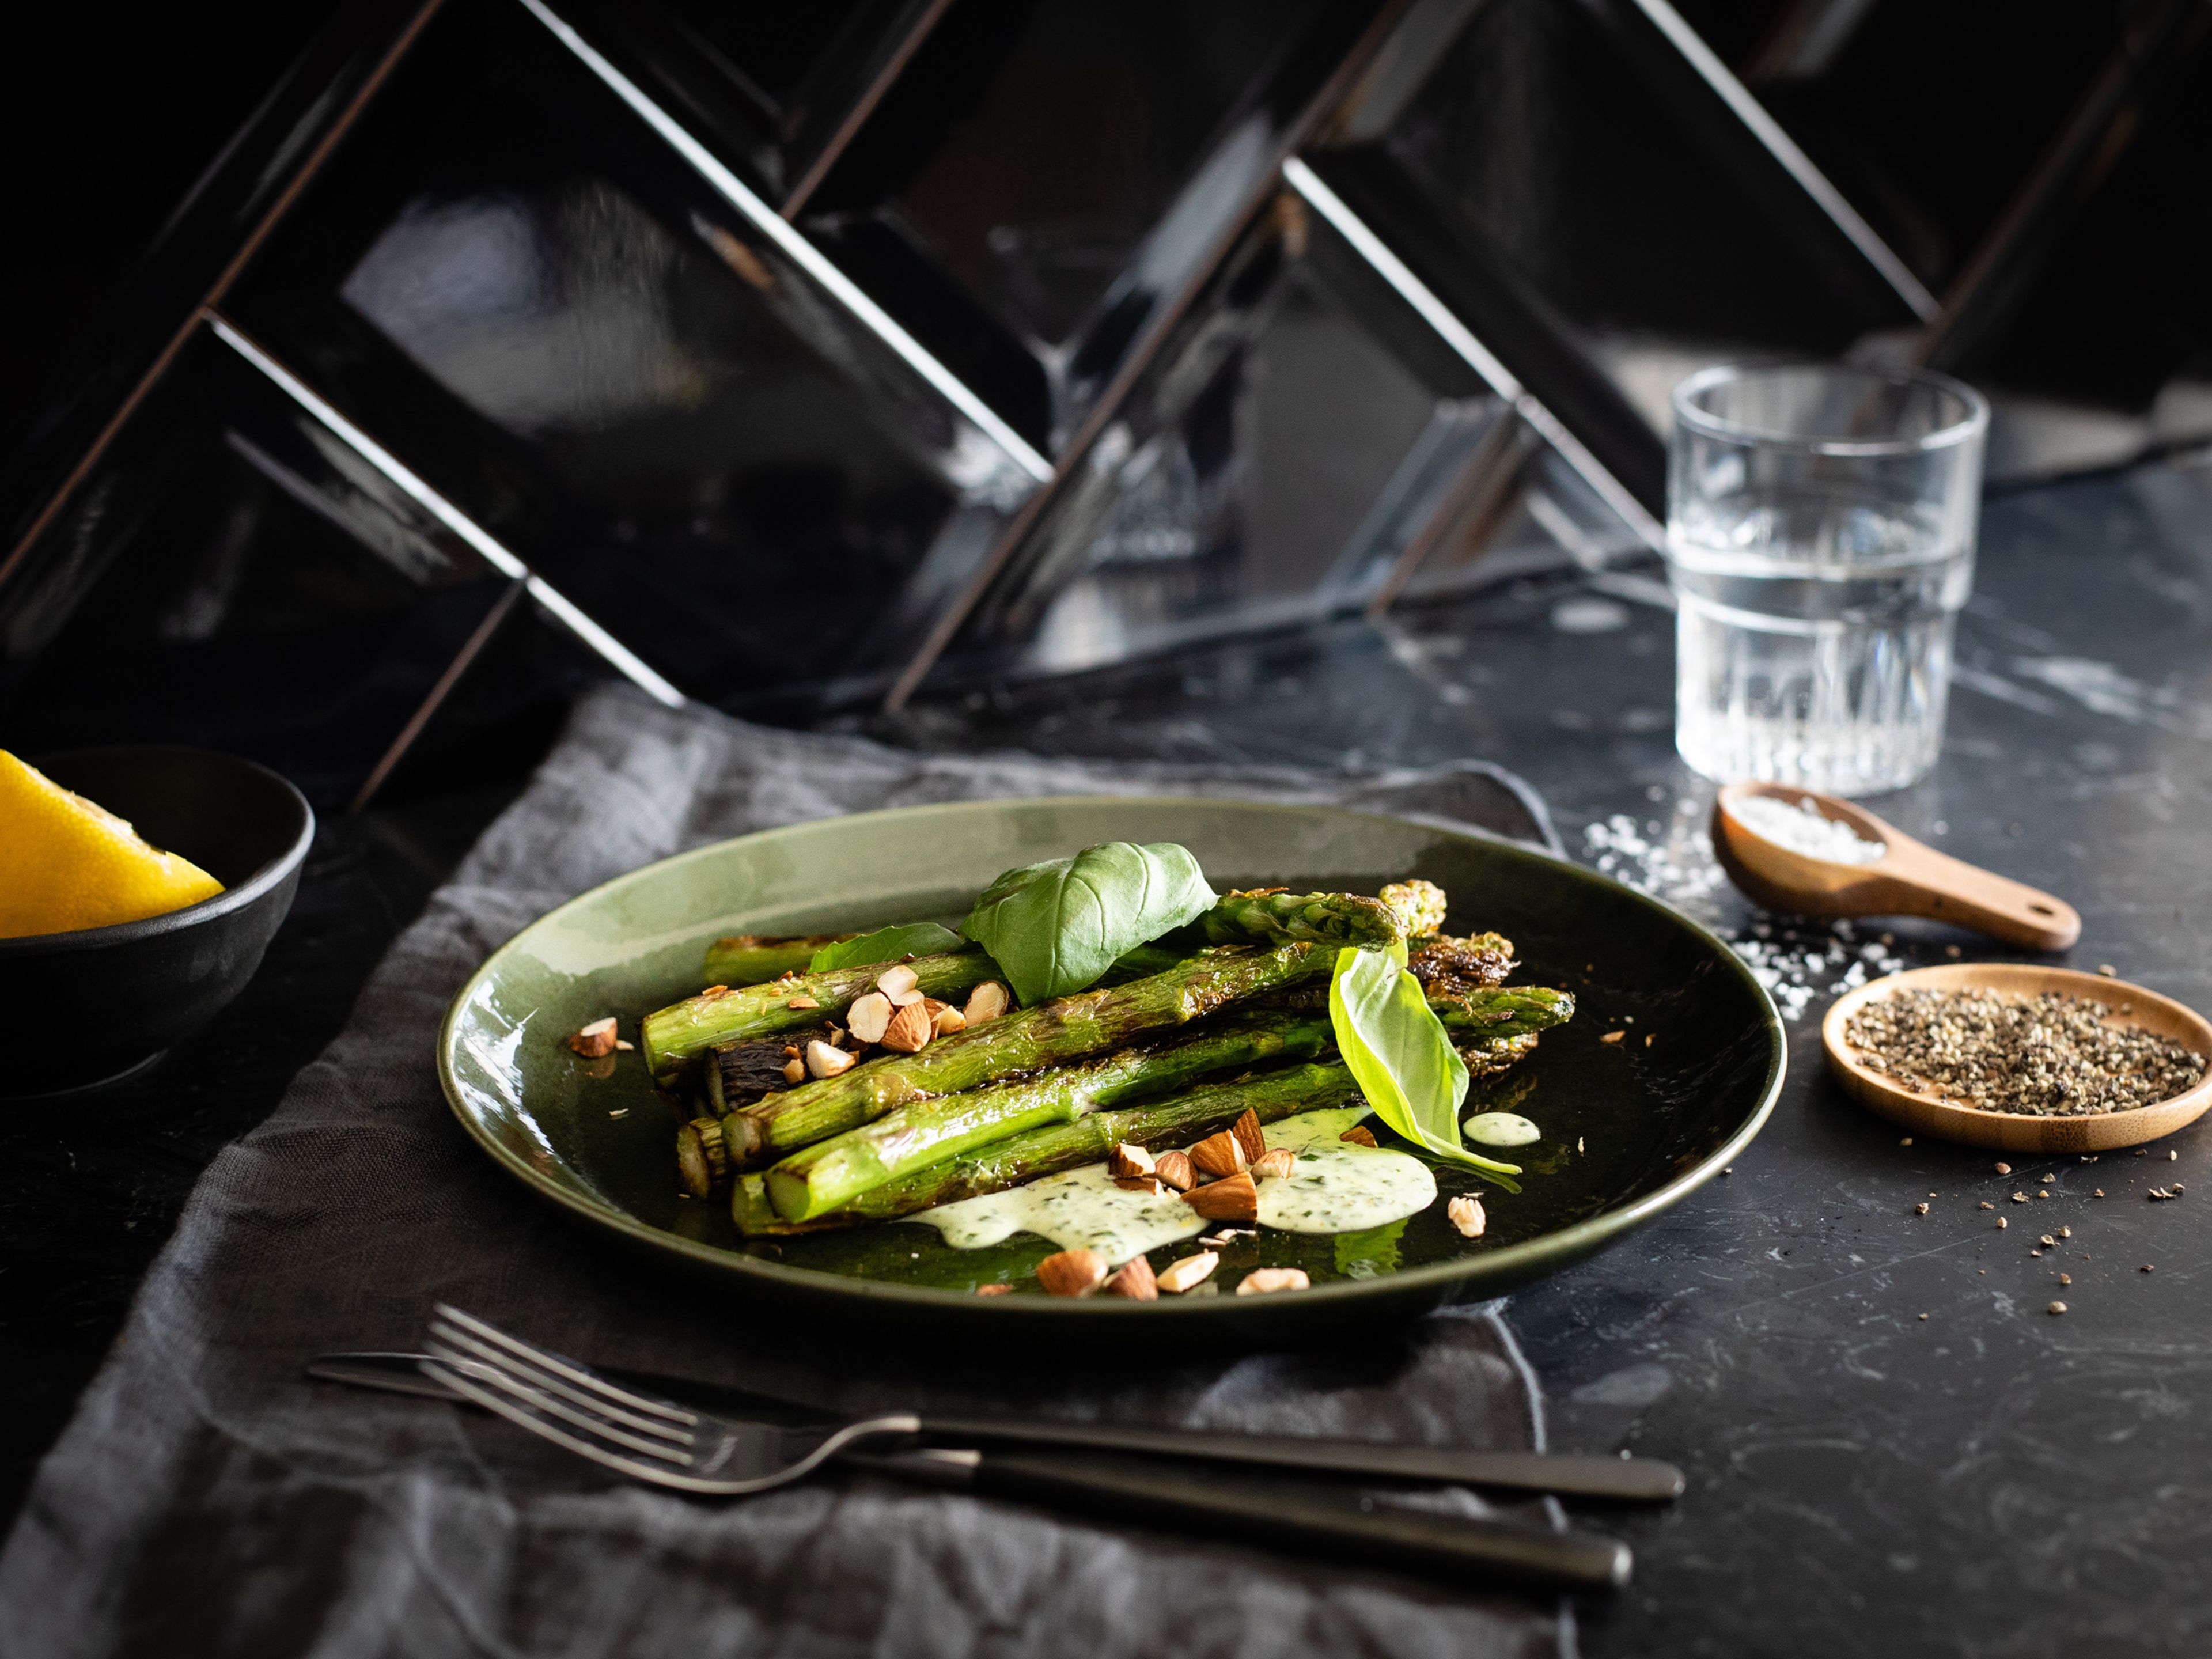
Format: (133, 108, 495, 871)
(1328, 944, 1520, 1174)
(961, 842, 1217, 1006)
(809, 922, 965, 973)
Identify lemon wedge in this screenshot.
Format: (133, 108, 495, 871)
(0, 751, 224, 938)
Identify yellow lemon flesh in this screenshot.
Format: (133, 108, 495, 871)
(0, 751, 224, 938)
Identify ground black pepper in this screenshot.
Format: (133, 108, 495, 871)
(1845, 990, 2205, 1116)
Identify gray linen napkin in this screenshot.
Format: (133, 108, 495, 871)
(0, 685, 1578, 1659)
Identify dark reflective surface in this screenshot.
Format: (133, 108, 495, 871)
(0, 331, 516, 808)
(223, 0, 1012, 704)
(806, 0, 1377, 448)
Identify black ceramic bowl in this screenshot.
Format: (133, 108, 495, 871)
(0, 746, 314, 1095)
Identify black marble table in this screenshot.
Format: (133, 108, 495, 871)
(7, 456, 2211, 1656)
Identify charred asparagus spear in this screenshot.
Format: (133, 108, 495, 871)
(1431, 984, 1574, 1039)
(732, 983, 1566, 1211)
(704, 1025, 832, 1114)
(700, 934, 857, 988)
(1463, 1031, 1539, 1078)
(1380, 878, 1449, 940)
(1194, 890, 1403, 950)
(1265, 980, 1574, 1041)
(766, 1013, 1332, 1222)
(722, 943, 1331, 1169)
(1409, 932, 1518, 997)
(736, 1060, 1363, 1234)
(643, 948, 997, 1086)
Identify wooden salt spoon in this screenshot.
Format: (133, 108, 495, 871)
(1709, 781, 2080, 951)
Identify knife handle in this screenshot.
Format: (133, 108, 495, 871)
(963, 1449, 1631, 1593)
(921, 1417, 1683, 1502)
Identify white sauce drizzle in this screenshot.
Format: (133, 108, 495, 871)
(1255, 1108, 1437, 1234)
(913, 1106, 1436, 1260)
(917, 1163, 1204, 1264)
(1464, 1111, 1541, 1147)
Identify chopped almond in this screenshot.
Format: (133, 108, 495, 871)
(1156, 1252, 1219, 1293)
(847, 991, 894, 1044)
(1183, 1169, 1258, 1222)
(1107, 1142, 1156, 1179)
(1114, 1175, 1163, 1196)
(1036, 1248, 1108, 1297)
(1252, 1147, 1296, 1181)
(1153, 1150, 1196, 1191)
(975, 1283, 1014, 1297)
(1448, 1195, 1486, 1238)
(569, 1017, 618, 1058)
(1599, 1029, 1625, 1044)
(931, 1005, 967, 1037)
(805, 1040, 856, 1080)
(614, 1039, 635, 1051)
(964, 981, 1010, 1024)
(1340, 1126, 1378, 1148)
(781, 1058, 805, 1084)
(786, 995, 821, 1011)
(1188, 1130, 1246, 1180)
(880, 998, 935, 1053)
(877, 963, 922, 1005)
(1106, 1256, 1159, 1300)
(1236, 1267, 1310, 1296)
(1230, 1109, 1266, 1166)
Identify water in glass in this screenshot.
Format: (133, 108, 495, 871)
(1669, 486, 1972, 796)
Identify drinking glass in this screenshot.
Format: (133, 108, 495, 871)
(1665, 363, 1988, 796)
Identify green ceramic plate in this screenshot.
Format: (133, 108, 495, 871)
(439, 797, 1783, 1343)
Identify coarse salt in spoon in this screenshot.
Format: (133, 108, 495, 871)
(1710, 782, 2080, 951)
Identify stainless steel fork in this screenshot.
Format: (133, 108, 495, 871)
(423, 1304, 922, 1494)
(415, 1304, 1633, 1592)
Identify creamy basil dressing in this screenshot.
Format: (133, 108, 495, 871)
(1463, 1111, 1541, 1147)
(913, 1105, 1437, 1259)
(916, 1162, 1205, 1264)
(1255, 1108, 1437, 1234)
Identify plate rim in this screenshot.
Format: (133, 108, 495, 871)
(437, 793, 1789, 1316)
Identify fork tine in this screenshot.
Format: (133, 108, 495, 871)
(423, 1359, 712, 1487)
(425, 1359, 919, 1496)
(421, 1305, 922, 1498)
(422, 1340, 698, 1465)
(427, 1318, 693, 1447)
(431, 1305, 694, 1426)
